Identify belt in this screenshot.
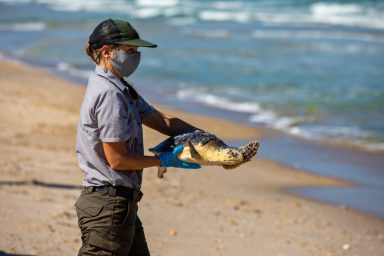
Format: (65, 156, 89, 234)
(85, 186, 143, 202)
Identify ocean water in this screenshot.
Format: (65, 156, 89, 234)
(1, 0, 384, 152)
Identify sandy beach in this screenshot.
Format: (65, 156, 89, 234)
(0, 60, 383, 256)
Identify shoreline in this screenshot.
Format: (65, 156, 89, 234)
(1, 60, 383, 255)
(3, 51, 384, 156)
(3, 53, 384, 157)
(2, 57, 384, 216)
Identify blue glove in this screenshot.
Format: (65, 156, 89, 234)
(158, 145, 201, 169)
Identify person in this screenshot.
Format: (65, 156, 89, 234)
(75, 19, 201, 256)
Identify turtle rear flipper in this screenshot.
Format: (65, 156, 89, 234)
(158, 166, 167, 179)
(150, 137, 174, 179)
(222, 141, 259, 169)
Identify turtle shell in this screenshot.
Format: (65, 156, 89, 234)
(150, 130, 243, 165)
(149, 130, 260, 178)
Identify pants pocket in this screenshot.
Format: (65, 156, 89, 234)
(87, 230, 133, 255)
(75, 192, 107, 235)
(112, 199, 137, 227)
(75, 192, 104, 217)
(110, 200, 137, 248)
(75, 192, 137, 255)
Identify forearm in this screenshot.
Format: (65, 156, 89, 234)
(143, 109, 200, 136)
(159, 114, 198, 136)
(102, 142, 160, 171)
(110, 151, 161, 171)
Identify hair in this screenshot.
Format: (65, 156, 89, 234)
(85, 43, 102, 64)
(85, 43, 118, 65)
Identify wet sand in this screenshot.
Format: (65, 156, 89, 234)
(259, 134, 384, 219)
(0, 60, 383, 255)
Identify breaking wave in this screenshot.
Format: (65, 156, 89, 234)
(176, 87, 311, 136)
(175, 87, 384, 152)
(0, 22, 46, 31)
(1, 0, 383, 29)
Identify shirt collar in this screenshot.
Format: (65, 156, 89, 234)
(95, 65, 128, 92)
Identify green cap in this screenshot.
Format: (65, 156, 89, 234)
(89, 19, 157, 50)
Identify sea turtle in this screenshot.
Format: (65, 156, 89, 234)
(149, 130, 260, 178)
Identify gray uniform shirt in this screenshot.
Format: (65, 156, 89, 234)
(76, 66, 154, 189)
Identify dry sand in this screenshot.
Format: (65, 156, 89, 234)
(0, 60, 383, 255)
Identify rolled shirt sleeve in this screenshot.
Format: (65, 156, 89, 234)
(96, 90, 131, 142)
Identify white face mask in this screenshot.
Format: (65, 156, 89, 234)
(109, 50, 141, 77)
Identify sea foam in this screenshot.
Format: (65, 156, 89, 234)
(0, 22, 46, 31)
(135, 0, 179, 7)
(56, 62, 92, 80)
(252, 30, 384, 43)
(176, 88, 261, 113)
(198, 10, 252, 23)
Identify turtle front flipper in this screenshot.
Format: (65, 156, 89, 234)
(241, 141, 259, 161)
(222, 141, 260, 169)
(222, 163, 241, 169)
(188, 140, 203, 161)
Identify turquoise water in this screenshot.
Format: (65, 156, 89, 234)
(1, 0, 384, 150)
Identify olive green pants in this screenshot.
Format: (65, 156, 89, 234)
(75, 188, 150, 256)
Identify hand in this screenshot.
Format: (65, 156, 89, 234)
(158, 145, 201, 169)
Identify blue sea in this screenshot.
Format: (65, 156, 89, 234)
(1, 0, 384, 218)
(1, 0, 384, 151)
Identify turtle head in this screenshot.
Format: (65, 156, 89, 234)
(203, 146, 243, 165)
(223, 140, 260, 169)
(221, 147, 243, 163)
